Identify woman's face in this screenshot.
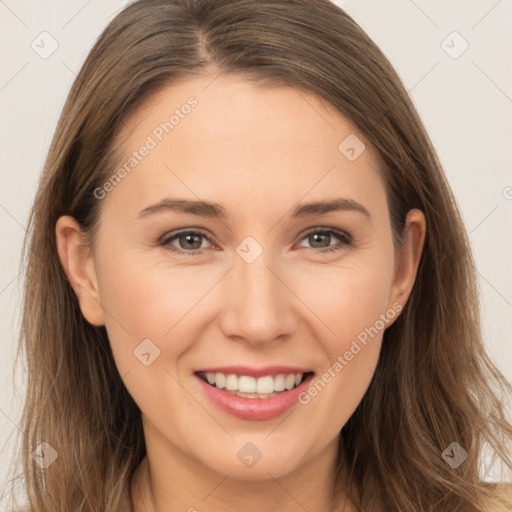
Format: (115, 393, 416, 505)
(57, 74, 424, 482)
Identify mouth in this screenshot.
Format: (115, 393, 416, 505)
(195, 370, 315, 399)
(194, 366, 316, 421)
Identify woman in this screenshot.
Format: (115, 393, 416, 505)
(7, 0, 512, 510)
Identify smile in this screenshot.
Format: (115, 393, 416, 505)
(197, 371, 314, 398)
(194, 367, 315, 421)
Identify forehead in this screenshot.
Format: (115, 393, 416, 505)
(104, 74, 387, 222)
(121, 74, 361, 155)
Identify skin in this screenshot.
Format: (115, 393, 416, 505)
(56, 74, 426, 512)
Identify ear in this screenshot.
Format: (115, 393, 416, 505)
(55, 215, 105, 326)
(387, 208, 426, 314)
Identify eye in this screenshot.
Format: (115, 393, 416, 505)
(159, 227, 353, 255)
(160, 230, 214, 254)
(296, 228, 353, 253)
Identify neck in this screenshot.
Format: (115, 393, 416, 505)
(129, 432, 357, 512)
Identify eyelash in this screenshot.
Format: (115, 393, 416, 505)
(158, 227, 353, 256)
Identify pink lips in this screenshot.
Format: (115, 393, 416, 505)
(194, 367, 314, 421)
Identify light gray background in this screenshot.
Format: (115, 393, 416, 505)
(1, 0, 511, 503)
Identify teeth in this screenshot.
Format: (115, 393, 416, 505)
(202, 371, 307, 395)
(239, 375, 257, 393)
(274, 374, 285, 391)
(256, 376, 274, 394)
(285, 374, 296, 390)
(237, 391, 258, 398)
(215, 373, 226, 389)
(225, 374, 238, 391)
(235, 391, 279, 398)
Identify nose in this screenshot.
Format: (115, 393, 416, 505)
(218, 248, 296, 348)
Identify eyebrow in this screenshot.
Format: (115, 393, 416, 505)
(136, 197, 371, 220)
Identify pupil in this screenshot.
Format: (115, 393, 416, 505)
(182, 234, 201, 249)
(310, 233, 329, 248)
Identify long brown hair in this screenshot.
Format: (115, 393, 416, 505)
(6, 0, 512, 510)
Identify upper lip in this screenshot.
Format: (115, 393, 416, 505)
(195, 365, 314, 378)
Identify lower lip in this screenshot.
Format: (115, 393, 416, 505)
(195, 373, 314, 421)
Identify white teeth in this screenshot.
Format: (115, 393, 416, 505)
(201, 371, 308, 395)
(274, 374, 286, 392)
(225, 374, 238, 391)
(285, 374, 296, 390)
(215, 373, 226, 389)
(233, 391, 279, 398)
(238, 376, 257, 393)
(236, 391, 258, 398)
(256, 376, 274, 394)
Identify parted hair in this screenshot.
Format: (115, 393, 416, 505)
(5, 0, 512, 510)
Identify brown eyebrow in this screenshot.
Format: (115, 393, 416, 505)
(136, 197, 371, 220)
(137, 199, 228, 219)
(291, 197, 371, 219)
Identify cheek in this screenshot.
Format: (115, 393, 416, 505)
(295, 266, 391, 439)
(292, 250, 394, 413)
(95, 252, 225, 367)
(94, 255, 208, 422)
(293, 252, 395, 348)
